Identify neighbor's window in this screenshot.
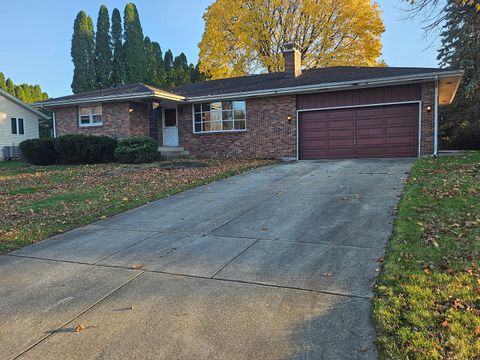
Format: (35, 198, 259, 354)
(11, 118, 17, 134)
(193, 101, 246, 133)
(11, 118, 24, 135)
(18, 119, 24, 134)
(79, 105, 103, 127)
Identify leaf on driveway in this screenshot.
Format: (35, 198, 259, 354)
(74, 324, 86, 333)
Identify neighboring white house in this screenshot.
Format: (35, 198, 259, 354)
(0, 88, 50, 160)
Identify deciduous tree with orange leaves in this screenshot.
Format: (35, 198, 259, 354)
(199, 0, 385, 79)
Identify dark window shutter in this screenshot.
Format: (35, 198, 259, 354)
(11, 118, 17, 134)
(18, 119, 24, 134)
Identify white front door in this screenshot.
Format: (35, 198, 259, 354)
(162, 108, 179, 146)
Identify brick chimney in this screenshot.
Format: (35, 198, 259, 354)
(283, 42, 302, 77)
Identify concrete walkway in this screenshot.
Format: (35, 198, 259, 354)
(1, 159, 413, 360)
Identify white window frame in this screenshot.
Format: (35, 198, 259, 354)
(192, 100, 247, 134)
(78, 104, 103, 127)
(11, 118, 24, 135)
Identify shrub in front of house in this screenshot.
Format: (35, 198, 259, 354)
(19, 139, 59, 165)
(53, 134, 117, 164)
(114, 136, 159, 163)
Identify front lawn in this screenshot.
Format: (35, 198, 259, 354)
(0, 159, 273, 254)
(374, 152, 480, 359)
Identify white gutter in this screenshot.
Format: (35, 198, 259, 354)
(187, 70, 464, 102)
(434, 76, 439, 157)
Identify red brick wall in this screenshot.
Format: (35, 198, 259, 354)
(54, 101, 131, 138)
(52, 82, 437, 158)
(178, 95, 297, 158)
(129, 102, 151, 137)
(420, 82, 436, 156)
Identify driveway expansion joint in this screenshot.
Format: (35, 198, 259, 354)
(11, 271, 145, 360)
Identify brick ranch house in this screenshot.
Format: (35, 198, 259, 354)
(35, 44, 463, 159)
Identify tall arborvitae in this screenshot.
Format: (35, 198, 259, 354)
(0, 72, 6, 91)
(94, 5, 112, 89)
(71, 11, 96, 93)
(172, 53, 191, 86)
(438, 1, 480, 145)
(123, 3, 146, 83)
(152, 41, 165, 86)
(6, 78, 15, 95)
(163, 49, 174, 87)
(144, 37, 165, 87)
(111, 8, 124, 86)
(190, 63, 205, 83)
(0, 75, 48, 102)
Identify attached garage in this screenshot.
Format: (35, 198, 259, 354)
(299, 103, 419, 159)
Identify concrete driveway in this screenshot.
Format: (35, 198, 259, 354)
(1, 159, 413, 360)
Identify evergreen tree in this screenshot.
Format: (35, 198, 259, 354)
(190, 63, 205, 83)
(172, 53, 191, 86)
(15, 86, 26, 102)
(164, 49, 173, 72)
(95, 5, 113, 89)
(111, 8, 124, 86)
(6, 78, 15, 95)
(33, 85, 42, 100)
(0, 72, 6, 91)
(438, 1, 480, 148)
(123, 3, 146, 83)
(152, 41, 165, 86)
(163, 49, 174, 87)
(144, 37, 165, 87)
(71, 11, 96, 93)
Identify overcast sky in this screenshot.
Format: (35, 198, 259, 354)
(0, 0, 442, 98)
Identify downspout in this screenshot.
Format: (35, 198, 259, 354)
(434, 76, 439, 157)
(52, 111, 57, 138)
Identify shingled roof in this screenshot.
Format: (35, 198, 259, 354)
(41, 83, 166, 103)
(171, 66, 458, 97)
(36, 66, 461, 107)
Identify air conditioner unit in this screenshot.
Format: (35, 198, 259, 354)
(3, 146, 21, 160)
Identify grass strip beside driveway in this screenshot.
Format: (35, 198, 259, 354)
(374, 152, 480, 359)
(0, 159, 274, 254)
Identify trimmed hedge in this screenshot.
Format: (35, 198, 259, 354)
(53, 134, 117, 164)
(19, 139, 58, 165)
(115, 136, 158, 163)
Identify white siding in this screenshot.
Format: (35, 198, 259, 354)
(0, 93, 40, 160)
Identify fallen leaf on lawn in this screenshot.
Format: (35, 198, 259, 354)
(440, 319, 450, 328)
(74, 324, 86, 332)
(122, 197, 129, 201)
(474, 327, 480, 337)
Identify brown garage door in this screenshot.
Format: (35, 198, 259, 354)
(299, 103, 418, 159)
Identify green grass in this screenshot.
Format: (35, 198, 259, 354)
(1, 159, 274, 254)
(373, 152, 480, 359)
